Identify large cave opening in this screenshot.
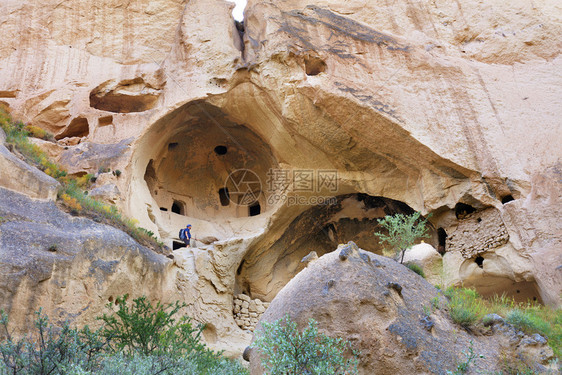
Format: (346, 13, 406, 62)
(140, 101, 276, 222)
(235, 193, 435, 302)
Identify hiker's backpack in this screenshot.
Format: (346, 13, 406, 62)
(179, 229, 186, 241)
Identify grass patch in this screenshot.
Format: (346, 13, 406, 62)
(0, 109, 167, 253)
(406, 262, 425, 278)
(442, 287, 561, 359)
(444, 287, 485, 329)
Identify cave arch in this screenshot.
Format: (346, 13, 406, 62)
(136, 101, 277, 223)
(235, 193, 433, 301)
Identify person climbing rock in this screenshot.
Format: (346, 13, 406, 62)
(179, 224, 192, 247)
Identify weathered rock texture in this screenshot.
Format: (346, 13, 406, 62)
(0, 128, 60, 200)
(249, 245, 556, 374)
(0, 187, 249, 356)
(0, 0, 560, 356)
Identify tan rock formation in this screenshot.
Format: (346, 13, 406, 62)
(403, 243, 443, 285)
(0, 128, 60, 200)
(0, 0, 560, 357)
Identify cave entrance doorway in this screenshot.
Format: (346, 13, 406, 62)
(476, 279, 543, 304)
(437, 228, 447, 254)
(173, 241, 186, 250)
(172, 200, 185, 215)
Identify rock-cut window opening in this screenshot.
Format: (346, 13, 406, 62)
(475, 256, 484, 268)
(172, 200, 186, 215)
(455, 202, 475, 219)
(501, 195, 515, 204)
(219, 188, 230, 206)
(249, 202, 261, 216)
(305, 56, 327, 76)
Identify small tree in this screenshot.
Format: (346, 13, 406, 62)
(253, 315, 359, 375)
(374, 212, 430, 264)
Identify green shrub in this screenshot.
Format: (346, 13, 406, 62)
(406, 263, 425, 278)
(0, 308, 106, 374)
(0, 297, 248, 375)
(253, 315, 359, 375)
(374, 212, 430, 263)
(99, 295, 200, 356)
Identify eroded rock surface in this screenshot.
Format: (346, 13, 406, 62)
(0, 128, 60, 201)
(0, 0, 560, 356)
(250, 245, 555, 374)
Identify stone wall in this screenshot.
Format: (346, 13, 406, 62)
(446, 208, 509, 258)
(233, 294, 270, 332)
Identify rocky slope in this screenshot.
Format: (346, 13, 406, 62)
(0, 0, 560, 356)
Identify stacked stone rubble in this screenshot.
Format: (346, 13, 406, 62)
(233, 294, 270, 332)
(447, 208, 509, 258)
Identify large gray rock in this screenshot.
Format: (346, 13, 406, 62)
(0, 187, 173, 334)
(250, 242, 555, 375)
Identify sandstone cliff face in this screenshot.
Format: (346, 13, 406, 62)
(0, 0, 560, 353)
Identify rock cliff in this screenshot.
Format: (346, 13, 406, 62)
(0, 0, 560, 354)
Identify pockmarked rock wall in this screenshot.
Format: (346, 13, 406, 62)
(0, 0, 560, 353)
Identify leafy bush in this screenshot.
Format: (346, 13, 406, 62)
(0, 309, 106, 374)
(99, 296, 204, 356)
(506, 309, 549, 335)
(406, 262, 425, 278)
(253, 315, 358, 375)
(374, 212, 430, 263)
(0, 297, 248, 375)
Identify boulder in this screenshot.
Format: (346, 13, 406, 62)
(250, 244, 553, 374)
(88, 183, 121, 204)
(403, 243, 443, 285)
